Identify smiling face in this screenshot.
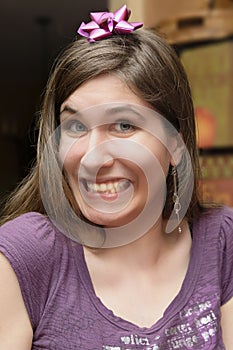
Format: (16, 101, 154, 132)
(59, 75, 175, 228)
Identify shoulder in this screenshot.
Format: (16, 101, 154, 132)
(196, 206, 233, 237)
(202, 206, 233, 255)
(211, 206, 233, 239)
(218, 205, 233, 235)
(219, 207, 233, 305)
(0, 212, 59, 279)
(214, 206, 233, 249)
(0, 212, 75, 328)
(0, 211, 55, 238)
(202, 206, 233, 304)
(197, 206, 233, 254)
(194, 207, 233, 305)
(0, 211, 76, 280)
(0, 212, 61, 256)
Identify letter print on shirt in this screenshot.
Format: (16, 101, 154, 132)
(102, 295, 222, 349)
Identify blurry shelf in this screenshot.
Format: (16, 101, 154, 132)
(199, 147, 233, 155)
(156, 8, 233, 44)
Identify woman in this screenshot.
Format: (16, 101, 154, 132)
(0, 5, 232, 349)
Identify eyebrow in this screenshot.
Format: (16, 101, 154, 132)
(59, 104, 146, 123)
(60, 105, 79, 118)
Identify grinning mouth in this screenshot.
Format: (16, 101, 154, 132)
(82, 179, 131, 194)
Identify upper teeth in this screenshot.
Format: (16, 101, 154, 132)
(85, 180, 129, 194)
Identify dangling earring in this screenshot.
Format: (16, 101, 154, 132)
(172, 166, 182, 233)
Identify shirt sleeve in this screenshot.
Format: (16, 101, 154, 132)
(0, 212, 58, 329)
(219, 206, 233, 305)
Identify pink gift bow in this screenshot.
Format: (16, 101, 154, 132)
(77, 4, 143, 42)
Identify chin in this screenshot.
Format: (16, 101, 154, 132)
(82, 213, 126, 228)
(80, 203, 144, 228)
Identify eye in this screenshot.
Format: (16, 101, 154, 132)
(62, 119, 87, 136)
(113, 120, 136, 133)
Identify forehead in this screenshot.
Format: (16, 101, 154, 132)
(60, 74, 151, 112)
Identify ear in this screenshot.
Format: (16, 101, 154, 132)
(170, 133, 184, 167)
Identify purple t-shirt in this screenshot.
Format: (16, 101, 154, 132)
(0, 207, 233, 349)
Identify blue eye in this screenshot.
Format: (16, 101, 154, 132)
(65, 120, 87, 135)
(114, 121, 136, 133)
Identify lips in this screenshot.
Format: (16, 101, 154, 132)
(82, 179, 131, 194)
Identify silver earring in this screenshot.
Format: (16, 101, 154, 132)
(172, 167, 182, 233)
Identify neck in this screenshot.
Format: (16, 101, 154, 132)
(84, 218, 184, 272)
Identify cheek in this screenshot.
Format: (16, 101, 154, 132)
(63, 156, 78, 181)
(59, 140, 82, 180)
(141, 138, 171, 175)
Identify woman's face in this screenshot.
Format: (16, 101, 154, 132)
(59, 75, 177, 228)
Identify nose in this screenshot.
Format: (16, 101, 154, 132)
(80, 127, 115, 173)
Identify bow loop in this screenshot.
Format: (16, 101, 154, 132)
(77, 4, 143, 42)
(113, 4, 130, 22)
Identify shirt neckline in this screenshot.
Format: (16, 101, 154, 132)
(74, 215, 206, 334)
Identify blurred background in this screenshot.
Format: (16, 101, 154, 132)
(0, 0, 233, 208)
(0, 0, 107, 203)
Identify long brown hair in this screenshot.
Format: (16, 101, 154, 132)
(0, 29, 203, 226)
